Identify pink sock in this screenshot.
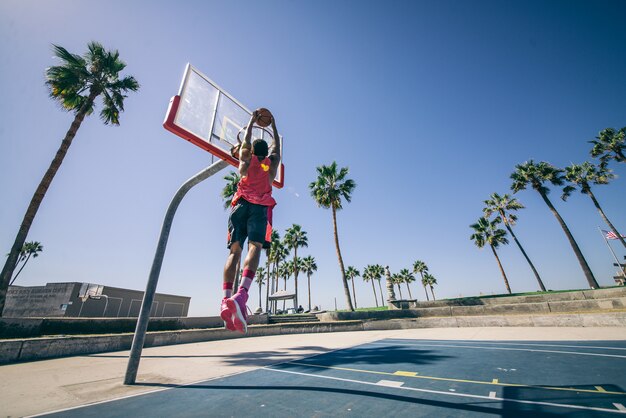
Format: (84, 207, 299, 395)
(223, 282, 233, 298)
(241, 269, 255, 291)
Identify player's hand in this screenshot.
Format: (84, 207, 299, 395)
(230, 144, 241, 158)
(251, 110, 260, 122)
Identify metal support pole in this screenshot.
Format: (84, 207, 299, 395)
(598, 227, 626, 278)
(124, 159, 229, 385)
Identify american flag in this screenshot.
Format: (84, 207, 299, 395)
(602, 229, 626, 240)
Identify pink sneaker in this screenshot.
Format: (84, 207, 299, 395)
(227, 288, 249, 334)
(220, 297, 235, 331)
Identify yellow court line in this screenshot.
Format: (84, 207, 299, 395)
(394, 371, 418, 377)
(287, 362, 626, 396)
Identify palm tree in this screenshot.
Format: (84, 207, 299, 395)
(265, 230, 280, 313)
(255, 266, 266, 313)
(221, 172, 240, 209)
(424, 272, 438, 300)
(421, 274, 430, 301)
(345, 266, 360, 309)
(278, 260, 292, 311)
(0, 42, 139, 315)
(563, 162, 626, 249)
(391, 273, 404, 299)
(399, 268, 415, 299)
(362, 265, 379, 308)
(284, 224, 309, 309)
(470, 216, 512, 294)
(413, 260, 430, 301)
(511, 160, 599, 289)
(269, 237, 287, 312)
(484, 193, 546, 291)
(373, 264, 386, 306)
(309, 162, 357, 311)
(9, 241, 44, 286)
(589, 127, 626, 164)
(301, 256, 318, 312)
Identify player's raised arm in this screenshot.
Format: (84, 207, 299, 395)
(269, 115, 281, 167)
(239, 111, 258, 174)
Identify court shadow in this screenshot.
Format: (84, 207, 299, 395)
(289, 344, 453, 368)
(99, 344, 450, 368)
(502, 384, 625, 417)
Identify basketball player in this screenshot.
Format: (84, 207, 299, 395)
(221, 109, 280, 333)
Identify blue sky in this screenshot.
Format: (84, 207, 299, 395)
(1, 0, 625, 316)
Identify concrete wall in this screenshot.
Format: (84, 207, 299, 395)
(0, 315, 270, 339)
(4, 283, 78, 317)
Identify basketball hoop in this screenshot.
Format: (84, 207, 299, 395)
(236, 125, 274, 144)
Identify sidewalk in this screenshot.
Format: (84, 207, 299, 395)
(2, 327, 626, 417)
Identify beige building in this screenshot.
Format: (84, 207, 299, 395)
(4, 282, 190, 318)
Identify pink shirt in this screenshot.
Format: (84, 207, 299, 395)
(232, 156, 276, 208)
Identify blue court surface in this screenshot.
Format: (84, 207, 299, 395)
(41, 339, 626, 417)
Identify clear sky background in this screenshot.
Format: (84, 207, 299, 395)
(1, 0, 625, 316)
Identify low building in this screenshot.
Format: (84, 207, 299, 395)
(4, 282, 190, 318)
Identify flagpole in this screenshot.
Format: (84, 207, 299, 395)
(598, 227, 625, 278)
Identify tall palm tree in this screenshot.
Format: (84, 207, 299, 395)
(278, 260, 292, 311)
(9, 241, 44, 286)
(284, 224, 308, 309)
(265, 230, 280, 313)
(412, 260, 429, 301)
(484, 193, 546, 291)
(221, 172, 240, 209)
(301, 255, 317, 312)
(362, 265, 379, 308)
(391, 273, 404, 299)
(399, 268, 415, 299)
(421, 274, 430, 301)
(511, 160, 599, 289)
(470, 216, 512, 294)
(425, 272, 438, 300)
(589, 127, 626, 164)
(373, 264, 386, 306)
(0, 42, 139, 315)
(345, 266, 360, 309)
(269, 237, 287, 312)
(563, 162, 626, 249)
(255, 266, 266, 313)
(309, 162, 357, 311)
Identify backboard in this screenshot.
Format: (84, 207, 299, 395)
(163, 64, 284, 188)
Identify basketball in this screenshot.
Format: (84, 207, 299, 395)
(256, 108, 273, 127)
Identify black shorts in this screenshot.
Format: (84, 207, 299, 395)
(227, 198, 272, 249)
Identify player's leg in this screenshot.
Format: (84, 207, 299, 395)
(230, 203, 269, 333)
(221, 201, 247, 331)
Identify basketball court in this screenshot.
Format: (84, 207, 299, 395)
(33, 334, 626, 417)
(28, 67, 621, 417)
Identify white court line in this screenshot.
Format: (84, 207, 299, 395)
(377, 380, 404, 387)
(367, 342, 626, 359)
(265, 367, 626, 414)
(384, 339, 626, 351)
(615, 404, 626, 412)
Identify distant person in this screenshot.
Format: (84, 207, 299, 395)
(297, 305, 304, 314)
(221, 110, 281, 333)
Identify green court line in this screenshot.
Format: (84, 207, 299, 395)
(288, 362, 626, 396)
